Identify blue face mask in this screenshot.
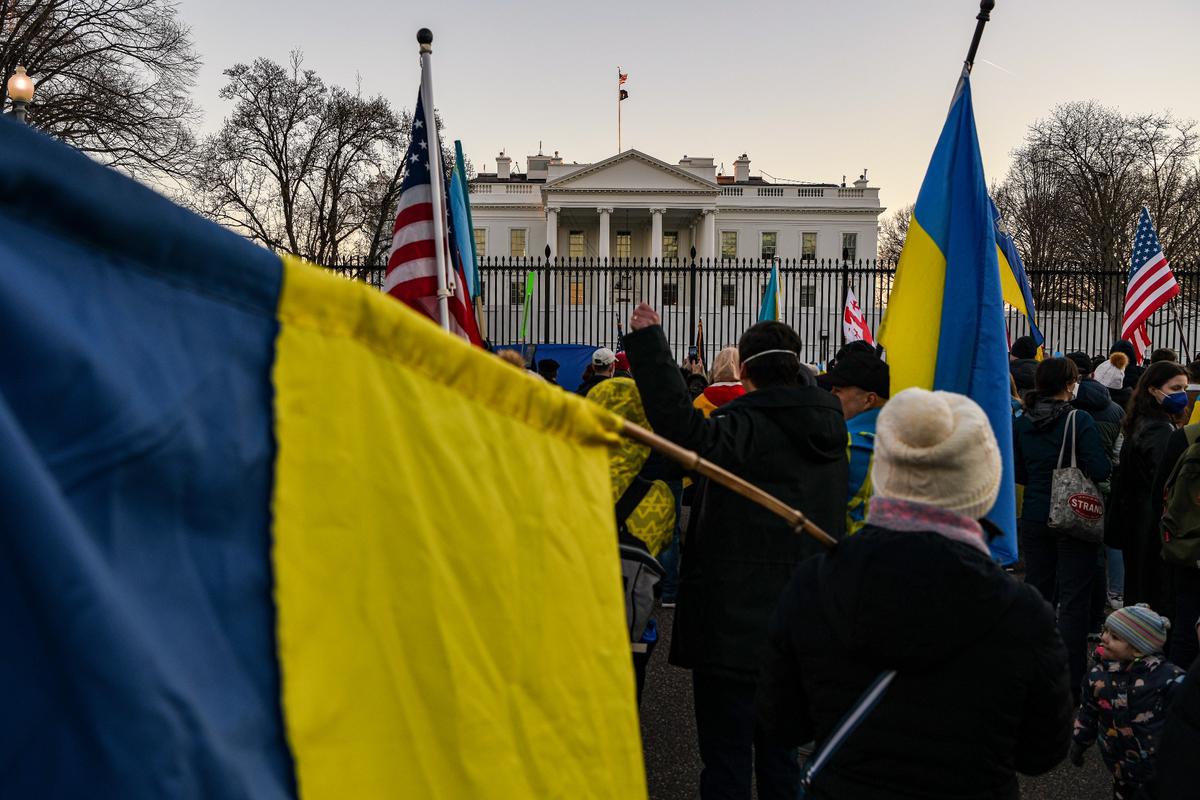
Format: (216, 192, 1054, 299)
(1160, 390, 1189, 415)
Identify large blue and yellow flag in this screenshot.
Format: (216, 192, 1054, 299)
(0, 117, 645, 798)
(877, 74, 1017, 564)
(993, 198, 1045, 354)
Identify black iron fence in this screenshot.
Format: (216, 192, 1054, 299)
(326, 257, 1200, 366)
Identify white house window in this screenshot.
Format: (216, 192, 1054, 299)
(842, 233, 858, 262)
(720, 283, 736, 306)
(663, 231, 679, 260)
(798, 283, 817, 308)
(509, 228, 526, 258)
(569, 278, 586, 305)
(761, 232, 777, 260)
(509, 278, 526, 306)
(802, 232, 817, 261)
(569, 231, 586, 258)
(663, 281, 679, 306)
(721, 231, 738, 260)
(616, 231, 632, 259)
(474, 228, 487, 258)
(613, 270, 634, 302)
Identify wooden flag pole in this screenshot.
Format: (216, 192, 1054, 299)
(619, 419, 838, 550)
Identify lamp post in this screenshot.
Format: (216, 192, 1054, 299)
(6, 65, 35, 124)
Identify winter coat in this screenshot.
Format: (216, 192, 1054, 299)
(1073, 654, 1185, 788)
(575, 373, 610, 397)
(624, 325, 848, 680)
(1110, 415, 1176, 604)
(692, 381, 745, 418)
(1014, 399, 1112, 524)
(845, 406, 880, 536)
(1143, 656, 1200, 799)
(758, 501, 1073, 800)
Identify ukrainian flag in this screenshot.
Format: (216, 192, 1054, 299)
(878, 74, 1017, 564)
(993, 198, 1045, 355)
(0, 118, 645, 798)
(759, 260, 781, 322)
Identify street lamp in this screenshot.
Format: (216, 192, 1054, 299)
(7, 66, 35, 124)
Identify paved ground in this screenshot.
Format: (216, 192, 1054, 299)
(639, 606, 1111, 800)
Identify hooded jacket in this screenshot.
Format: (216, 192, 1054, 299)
(1071, 377, 1125, 461)
(624, 325, 848, 679)
(758, 504, 1073, 799)
(1013, 399, 1112, 524)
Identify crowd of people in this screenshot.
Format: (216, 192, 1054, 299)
(494, 315, 1200, 800)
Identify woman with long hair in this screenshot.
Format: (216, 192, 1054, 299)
(1112, 361, 1189, 612)
(1014, 358, 1112, 700)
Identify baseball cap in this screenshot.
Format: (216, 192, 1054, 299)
(592, 347, 616, 367)
(819, 351, 890, 398)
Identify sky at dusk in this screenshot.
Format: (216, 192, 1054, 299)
(177, 0, 1200, 213)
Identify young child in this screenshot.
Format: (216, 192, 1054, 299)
(1070, 604, 1186, 799)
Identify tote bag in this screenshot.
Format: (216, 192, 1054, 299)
(1048, 410, 1105, 543)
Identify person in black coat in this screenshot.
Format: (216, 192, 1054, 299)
(758, 388, 1073, 799)
(1014, 358, 1112, 700)
(1112, 362, 1189, 612)
(1009, 335, 1040, 393)
(1142, 636, 1200, 799)
(1153, 421, 1200, 668)
(625, 302, 848, 800)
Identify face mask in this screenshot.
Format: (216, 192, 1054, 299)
(1159, 390, 1189, 415)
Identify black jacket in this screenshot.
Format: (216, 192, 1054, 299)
(575, 373, 610, 397)
(1013, 399, 1112, 524)
(624, 325, 848, 680)
(758, 525, 1073, 799)
(1112, 414, 1176, 608)
(1144, 656, 1200, 799)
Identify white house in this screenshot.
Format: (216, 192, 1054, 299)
(467, 148, 884, 263)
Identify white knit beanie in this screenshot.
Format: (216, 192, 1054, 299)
(872, 388, 1002, 520)
(1093, 354, 1127, 391)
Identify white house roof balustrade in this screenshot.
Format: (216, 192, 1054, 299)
(468, 146, 883, 262)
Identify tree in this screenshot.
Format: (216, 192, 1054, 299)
(995, 102, 1200, 334)
(191, 53, 411, 264)
(1, 0, 200, 177)
(191, 53, 465, 267)
(877, 203, 913, 262)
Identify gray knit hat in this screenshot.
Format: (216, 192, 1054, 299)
(1106, 604, 1170, 655)
(872, 388, 1002, 521)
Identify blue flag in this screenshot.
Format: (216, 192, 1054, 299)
(448, 141, 478, 299)
(758, 261, 780, 322)
(878, 74, 1017, 564)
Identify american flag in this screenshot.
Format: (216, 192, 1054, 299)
(384, 90, 480, 344)
(618, 70, 628, 85)
(1121, 207, 1179, 363)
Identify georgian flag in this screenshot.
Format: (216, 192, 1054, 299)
(843, 287, 874, 345)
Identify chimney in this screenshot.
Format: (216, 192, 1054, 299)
(854, 169, 869, 189)
(733, 153, 750, 183)
(496, 150, 511, 180)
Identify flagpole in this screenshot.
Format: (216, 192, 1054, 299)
(617, 66, 621, 153)
(1171, 305, 1193, 362)
(963, 0, 996, 73)
(619, 420, 837, 549)
(418, 28, 452, 331)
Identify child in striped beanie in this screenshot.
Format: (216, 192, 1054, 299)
(1069, 605, 1186, 799)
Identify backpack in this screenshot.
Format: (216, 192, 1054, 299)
(1162, 425, 1200, 567)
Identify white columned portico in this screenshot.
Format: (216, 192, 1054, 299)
(701, 208, 717, 260)
(598, 207, 613, 261)
(545, 206, 560, 258)
(650, 208, 665, 262)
